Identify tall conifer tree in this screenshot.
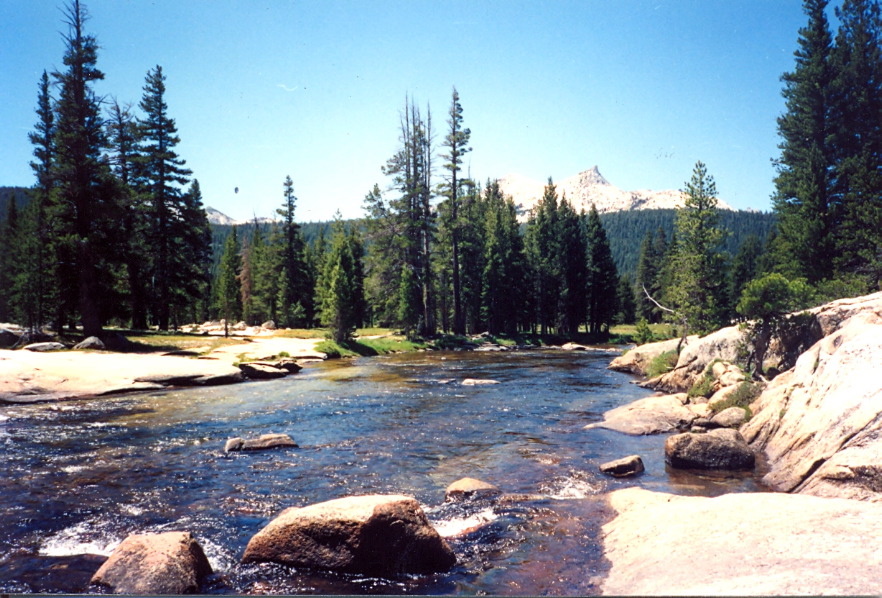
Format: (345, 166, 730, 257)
(136, 65, 194, 330)
(51, 0, 123, 336)
(772, 0, 837, 283)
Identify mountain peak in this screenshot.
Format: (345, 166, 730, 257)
(578, 165, 610, 187)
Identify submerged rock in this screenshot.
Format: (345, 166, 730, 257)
(599, 455, 645, 477)
(90, 531, 212, 594)
(665, 428, 755, 470)
(445, 477, 501, 501)
(242, 494, 456, 575)
(461, 378, 500, 385)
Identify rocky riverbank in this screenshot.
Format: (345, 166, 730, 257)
(597, 290, 882, 595)
(0, 333, 325, 404)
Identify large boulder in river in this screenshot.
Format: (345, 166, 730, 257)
(0, 328, 20, 348)
(665, 428, 755, 470)
(585, 393, 702, 435)
(742, 298, 882, 500)
(242, 495, 456, 575)
(90, 531, 212, 594)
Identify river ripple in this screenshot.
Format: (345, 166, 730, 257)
(0, 349, 764, 594)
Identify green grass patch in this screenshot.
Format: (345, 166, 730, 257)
(609, 323, 677, 344)
(687, 370, 716, 399)
(646, 350, 679, 378)
(316, 336, 425, 358)
(709, 381, 764, 417)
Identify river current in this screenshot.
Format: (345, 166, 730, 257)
(0, 349, 763, 594)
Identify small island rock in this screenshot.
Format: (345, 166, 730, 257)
(238, 362, 288, 379)
(242, 494, 456, 575)
(600, 455, 645, 477)
(225, 433, 298, 452)
(461, 378, 500, 386)
(90, 531, 212, 594)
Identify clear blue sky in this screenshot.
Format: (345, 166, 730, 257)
(1, 1, 810, 222)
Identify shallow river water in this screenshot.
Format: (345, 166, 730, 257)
(0, 349, 764, 594)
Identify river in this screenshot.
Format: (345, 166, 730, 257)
(0, 349, 764, 594)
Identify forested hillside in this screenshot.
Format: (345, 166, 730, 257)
(600, 209, 777, 276)
(0, 187, 29, 221)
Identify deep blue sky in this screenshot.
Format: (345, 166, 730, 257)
(1, 1, 810, 221)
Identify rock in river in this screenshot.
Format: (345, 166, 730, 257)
(242, 494, 456, 575)
(225, 433, 298, 452)
(90, 531, 212, 594)
(665, 428, 755, 470)
(445, 477, 501, 501)
(238, 362, 288, 379)
(599, 455, 645, 477)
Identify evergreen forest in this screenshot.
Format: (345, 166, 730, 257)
(1, 0, 881, 347)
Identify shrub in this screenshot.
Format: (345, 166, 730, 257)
(709, 380, 764, 416)
(646, 350, 678, 378)
(634, 319, 654, 345)
(687, 371, 715, 399)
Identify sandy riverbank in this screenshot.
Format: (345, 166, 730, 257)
(0, 335, 325, 404)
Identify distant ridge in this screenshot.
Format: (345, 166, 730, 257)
(205, 206, 275, 226)
(497, 166, 733, 220)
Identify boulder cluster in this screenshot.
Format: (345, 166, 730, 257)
(87, 477, 516, 594)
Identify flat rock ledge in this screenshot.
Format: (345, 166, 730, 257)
(600, 487, 882, 596)
(242, 495, 456, 576)
(585, 393, 708, 435)
(90, 531, 212, 594)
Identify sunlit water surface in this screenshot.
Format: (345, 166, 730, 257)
(0, 349, 765, 594)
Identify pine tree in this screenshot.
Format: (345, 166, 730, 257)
(171, 180, 212, 327)
(584, 204, 619, 337)
(457, 180, 488, 334)
(1, 198, 19, 324)
(106, 98, 149, 329)
(525, 178, 561, 334)
(667, 161, 728, 335)
(275, 176, 311, 327)
(136, 65, 193, 330)
(51, 0, 124, 336)
(19, 71, 56, 331)
(482, 181, 526, 335)
(317, 215, 365, 343)
(615, 274, 636, 325)
(830, 0, 882, 289)
(380, 98, 436, 336)
(556, 198, 588, 335)
(772, 0, 838, 283)
(439, 87, 472, 335)
(216, 226, 242, 337)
